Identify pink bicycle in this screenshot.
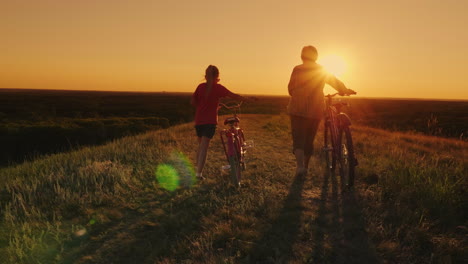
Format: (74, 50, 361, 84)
(219, 102, 252, 187)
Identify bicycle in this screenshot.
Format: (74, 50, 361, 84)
(322, 92, 358, 191)
(219, 102, 253, 188)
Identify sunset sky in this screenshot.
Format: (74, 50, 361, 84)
(1, 0, 467, 100)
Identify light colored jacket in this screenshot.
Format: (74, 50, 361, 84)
(287, 62, 346, 119)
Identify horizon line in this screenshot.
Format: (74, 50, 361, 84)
(1, 87, 467, 102)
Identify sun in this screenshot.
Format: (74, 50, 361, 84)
(318, 54, 347, 77)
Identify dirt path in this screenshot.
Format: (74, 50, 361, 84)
(65, 114, 381, 263)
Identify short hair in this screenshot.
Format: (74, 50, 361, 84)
(301, 46, 318, 62)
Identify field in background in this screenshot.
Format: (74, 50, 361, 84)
(0, 89, 190, 166)
(1, 89, 467, 168)
(1, 89, 467, 166)
(346, 97, 468, 139)
(0, 114, 466, 263)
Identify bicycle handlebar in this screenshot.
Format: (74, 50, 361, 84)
(219, 101, 243, 110)
(325, 90, 357, 98)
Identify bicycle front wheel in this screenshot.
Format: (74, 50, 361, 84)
(338, 125, 356, 188)
(324, 122, 336, 171)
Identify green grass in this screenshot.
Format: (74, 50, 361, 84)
(343, 126, 467, 263)
(0, 114, 466, 263)
(354, 126, 466, 223)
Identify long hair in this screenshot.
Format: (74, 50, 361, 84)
(205, 65, 219, 82)
(204, 65, 219, 96)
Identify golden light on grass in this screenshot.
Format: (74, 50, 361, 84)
(319, 54, 347, 77)
(1, 112, 466, 262)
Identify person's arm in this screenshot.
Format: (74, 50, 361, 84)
(221, 84, 257, 102)
(287, 67, 297, 96)
(191, 85, 201, 106)
(227, 91, 257, 102)
(326, 74, 355, 95)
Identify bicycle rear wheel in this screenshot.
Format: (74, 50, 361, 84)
(338, 125, 356, 188)
(323, 122, 336, 171)
(228, 145, 242, 188)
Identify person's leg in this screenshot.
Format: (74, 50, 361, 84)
(304, 153, 312, 171)
(196, 136, 202, 170)
(294, 148, 306, 176)
(194, 124, 216, 180)
(291, 115, 307, 176)
(196, 136, 211, 178)
(195, 126, 203, 177)
(304, 118, 321, 173)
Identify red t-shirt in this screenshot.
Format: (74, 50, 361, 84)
(192, 83, 231, 125)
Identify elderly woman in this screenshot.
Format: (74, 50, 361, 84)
(287, 46, 354, 177)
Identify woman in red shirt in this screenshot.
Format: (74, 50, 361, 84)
(191, 65, 247, 181)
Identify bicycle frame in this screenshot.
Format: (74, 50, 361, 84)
(220, 117, 245, 165)
(323, 92, 357, 189)
(324, 94, 352, 155)
(219, 102, 246, 186)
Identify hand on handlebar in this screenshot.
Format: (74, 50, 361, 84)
(339, 89, 357, 96)
(219, 102, 242, 110)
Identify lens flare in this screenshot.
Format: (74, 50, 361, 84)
(170, 151, 196, 188)
(156, 164, 180, 191)
(155, 151, 196, 191)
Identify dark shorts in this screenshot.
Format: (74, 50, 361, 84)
(195, 124, 217, 139)
(290, 115, 321, 156)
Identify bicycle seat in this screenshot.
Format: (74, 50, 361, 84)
(332, 102, 348, 107)
(332, 102, 348, 112)
(224, 116, 240, 125)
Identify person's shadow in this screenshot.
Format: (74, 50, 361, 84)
(248, 172, 306, 263)
(310, 169, 379, 263)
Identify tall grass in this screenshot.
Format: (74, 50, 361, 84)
(0, 123, 196, 263)
(352, 126, 467, 224)
(0, 114, 466, 263)
(348, 125, 467, 262)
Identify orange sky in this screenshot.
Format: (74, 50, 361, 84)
(1, 0, 467, 99)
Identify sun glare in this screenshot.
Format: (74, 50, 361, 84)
(319, 54, 347, 77)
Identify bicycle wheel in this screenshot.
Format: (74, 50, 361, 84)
(228, 141, 242, 187)
(238, 129, 246, 171)
(323, 122, 336, 171)
(338, 125, 356, 188)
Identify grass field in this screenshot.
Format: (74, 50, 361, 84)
(0, 114, 466, 263)
(2, 89, 467, 169)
